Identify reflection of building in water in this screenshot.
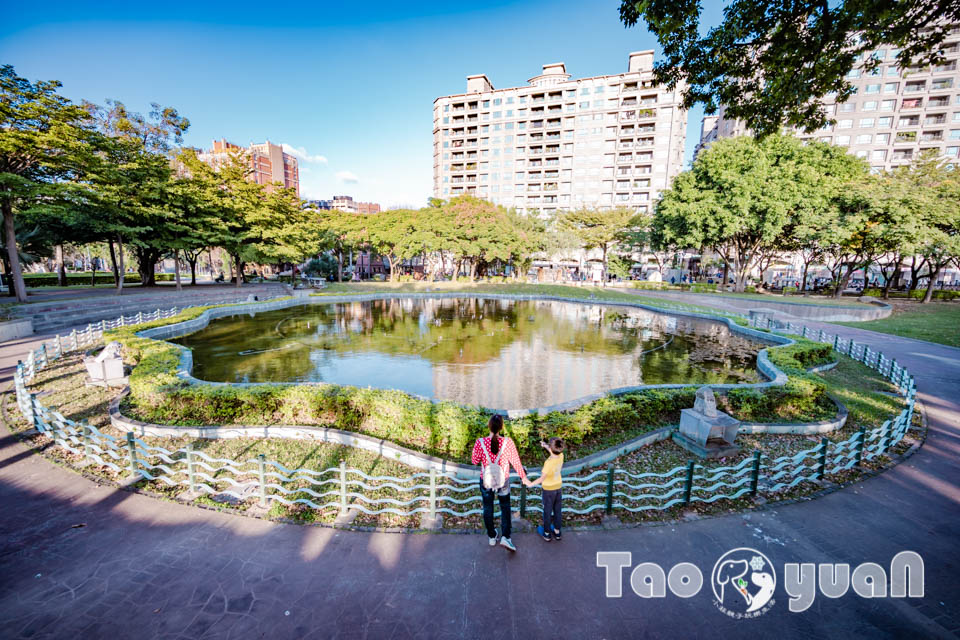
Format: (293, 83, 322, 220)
(432, 333, 642, 409)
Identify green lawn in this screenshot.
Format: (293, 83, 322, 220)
(833, 302, 960, 348)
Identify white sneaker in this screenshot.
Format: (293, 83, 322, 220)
(489, 528, 499, 546)
(499, 537, 517, 552)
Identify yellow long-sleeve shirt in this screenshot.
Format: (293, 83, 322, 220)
(541, 453, 563, 491)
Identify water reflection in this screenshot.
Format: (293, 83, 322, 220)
(173, 298, 763, 409)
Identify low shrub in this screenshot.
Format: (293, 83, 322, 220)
(690, 283, 718, 293)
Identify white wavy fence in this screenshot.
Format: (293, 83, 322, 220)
(10, 307, 917, 524)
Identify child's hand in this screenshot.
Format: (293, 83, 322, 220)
(522, 478, 532, 487)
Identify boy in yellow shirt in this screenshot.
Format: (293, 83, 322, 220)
(525, 437, 564, 541)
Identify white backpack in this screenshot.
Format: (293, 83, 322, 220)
(480, 437, 506, 491)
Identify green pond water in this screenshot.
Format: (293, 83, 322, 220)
(173, 298, 765, 409)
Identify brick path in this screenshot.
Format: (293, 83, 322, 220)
(0, 303, 958, 638)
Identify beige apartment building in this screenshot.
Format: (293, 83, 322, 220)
(199, 139, 300, 196)
(433, 51, 688, 217)
(697, 23, 960, 170)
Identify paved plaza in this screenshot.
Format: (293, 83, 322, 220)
(0, 298, 958, 639)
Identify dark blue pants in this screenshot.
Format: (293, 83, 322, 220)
(480, 483, 511, 539)
(542, 488, 562, 532)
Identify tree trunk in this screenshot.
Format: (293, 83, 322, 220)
(115, 235, 125, 296)
(235, 255, 243, 288)
(601, 244, 608, 286)
(922, 264, 943, 303)
(55, 244, 66, 287)
(721, 261, 729, 292)
(882, 257, 902, 300)
(336, 249, 343, 282)
(2, 203, 27, 302)
(108, 240, 119, 286)
(174, 250, 182, 291)
(801, 261, 811, 293)
(188, 255, 198, 286)
(834, 263, 855, 298)
(469, 260, 477, 281)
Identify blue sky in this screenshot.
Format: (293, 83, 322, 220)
(1, 1, 722, 208)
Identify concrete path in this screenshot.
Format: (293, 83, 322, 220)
(1, 308, 959, 638)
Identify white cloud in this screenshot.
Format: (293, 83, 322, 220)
(281, 143, 328, 164)
(335, 170, 359, 184)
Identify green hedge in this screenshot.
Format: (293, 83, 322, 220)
(108, 301, 837, 464)
(863, 287, 960, 301)
(17, 272, 177, 287)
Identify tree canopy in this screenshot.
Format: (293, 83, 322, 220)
(620, 0, 960, 136)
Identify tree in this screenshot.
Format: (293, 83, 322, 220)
(558, 206, 636, 282)
(84, 100, 190, 291)
(620, 0, 960, 136)
(653, 134, 867, 292)
(0, 65, 94, 301)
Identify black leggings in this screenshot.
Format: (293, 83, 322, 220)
(480, 482, 511, 539)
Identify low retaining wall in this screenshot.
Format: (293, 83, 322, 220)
(0, 318, 33, 342)
(739, 395, 848, 435)
(134, 292, 794, 417)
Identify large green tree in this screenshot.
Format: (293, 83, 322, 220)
(558, 206, 637, 282)
(0, 65, 93, 301)
(653, 134, 867, 292)
(620, 1, 960, 136)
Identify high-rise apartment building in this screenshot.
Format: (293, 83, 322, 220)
(199, 139, 300, 196)
(433, 51, 688, 217)
(698, 23, 960, 171)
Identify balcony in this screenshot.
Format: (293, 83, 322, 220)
(895, 131, 917, 143)
(920, 131, 943, 142)
(892, 151, 914, 161)
(904, 83, 926, 93)
(931, 79, 954, 90)
(898, 119, 920, 128)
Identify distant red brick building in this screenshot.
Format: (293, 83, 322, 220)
(200, 139, 299, 196)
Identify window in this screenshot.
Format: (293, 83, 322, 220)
(839, 102, 856, 112)
(880, 99, 896, 111)
(506, 97, 514, 105)
(581, 87, 590, 96)
(444, 105, 449, 112)
(493, 98, 502, 106)
(579, 101, 590, 109)
(954, 112, 960, 122)
(856, 150, 868, 158)
(836, 135, 851, 145)
(871, 149, 886, 160)
(838, 119, 853, 129)
(482, 100, 490, 108)
(865, 84, 881, 94)
(594, 86, 604, 94)
(876, 133, 890, 144)
(859, 118, 875, 127)
(846, 69, 861, 78)
(884, 82, 898, 93)
(506, 109, 513, 117)
(951, 130, 960, 140)
(492, 111, 501, 119)
(856, 134, 873, 144)
(946, 146, 960, 158)
(863, 101, 878, 111)
(886, 66, 900, 76)
(878, 117, 893, 127)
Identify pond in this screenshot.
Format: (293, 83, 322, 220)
(173, 298, 767, 410)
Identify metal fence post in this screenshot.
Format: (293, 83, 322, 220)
(339, 460, 348, 513)
(137, 311, 143, 324)
(257, 454, 268, 507)
(187, 443, 198, 493)
(29, 393, 41, 432)
(833, 334, 840, 351)
(70, 329, 77, 351)
(429, 468, 437, 520)
(683, 460, 695, 505)
(82, 421, 93, 462)
(605, 467, 614, 514)
(54, 334, 62, 358)
(750, 450, 761, 496)
(879, 420, 891, 455)
(125, 432, 139, 478)
(818, 438, 829, 480)
(855, 428, 866, 467)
